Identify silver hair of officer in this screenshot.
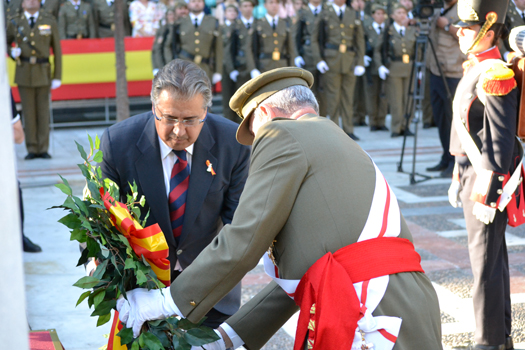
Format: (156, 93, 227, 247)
(253, 85, 320, 120)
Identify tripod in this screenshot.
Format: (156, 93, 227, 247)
(397, 21, 452, 185)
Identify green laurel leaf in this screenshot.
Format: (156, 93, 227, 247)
(96, 313, 111, 327)
(76, 290, 91, 306)
(73, 276, 101, 289)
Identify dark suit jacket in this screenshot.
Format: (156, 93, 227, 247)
(100, 112, 251, 315)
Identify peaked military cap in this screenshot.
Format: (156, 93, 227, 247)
(230, 67, 314, 145)
(371, 4, 386, 14)
(456, 0, 509, 27)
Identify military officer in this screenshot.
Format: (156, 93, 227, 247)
(7, 0, 62, 159)
(251, 0, 296, 73)
(40, 0, 63, 19)
(152, 6, 178, 75)
(311, 0, 366, 140)
(292, 0, 324, 113)
(92, 0, 131, 38)
(116, 67, 443, 350)
(5, 0, 22, 22)
(58, 0, 96, 39)
(164, 0, 222, 84)
(351, 0, 371, 126)
(448, 1, 521, 349)
(364, 4, 388, 131)
(375, 3, 417, 137)
(221, 4, 242, 122)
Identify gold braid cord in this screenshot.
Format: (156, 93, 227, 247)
(468, 12, 498, 53)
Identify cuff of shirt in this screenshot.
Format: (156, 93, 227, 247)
(11, 114, 20, 125)
(221, 322, 245, 349)
(164, 287, 184, 318)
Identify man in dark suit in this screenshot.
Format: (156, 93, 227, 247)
(99, 59, 251, 328)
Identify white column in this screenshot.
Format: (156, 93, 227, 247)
(0, 0, 30, 348)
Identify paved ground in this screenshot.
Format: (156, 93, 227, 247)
(17, 114, 525, 349)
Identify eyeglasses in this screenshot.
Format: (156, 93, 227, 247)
(153, 106, 206, 127)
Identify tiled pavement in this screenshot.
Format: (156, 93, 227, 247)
(18, 115, 525, 349)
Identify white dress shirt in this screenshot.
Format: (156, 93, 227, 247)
(24, 10, 39, 22)
(308, 3, 321, 15)
(331, 3, 346, 16)
(241, 16, 254, 28)
(189, 12, 205, 27)
(393, 21, 406, 36)
(372, 21, 384, 35)
(265, 13, 279, 27)
(158, 135, 194, 197)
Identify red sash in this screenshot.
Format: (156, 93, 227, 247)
(293, 237, 424, 350)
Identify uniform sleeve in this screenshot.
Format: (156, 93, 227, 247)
(286, 18, 297, 62)
(214, 20, 223, 75)
(244, 29, 256, 72)
(223, 25, 234, 74)
(170, 122, 308, 324)
(310, 14, 322, 64)
(6, 18, 16, 54)
(88, 4, 97, 38)
(51, 17, 62, 80)
(354, 15, 365, 67)
(220, 142, 250, 225)
(291, 10, 302, 57)
(151, 26, 166, 69)
(162, 24, 174, 62)
(58, 5, 67, 39)
(373, 30, 384, 68)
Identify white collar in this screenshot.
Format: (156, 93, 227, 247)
(24, 11, 39, 20)
(189, 12, 205, 24)
(241, 16, 253, 25)
(372, 21, 384, 30)
(158, 135, 194, 161)
(331, 3, 346, 14)
(308, 3, 321, 13)
(225, 19, 232, 26)
(393, 22, 406, 34)
(106, 0, 114, 5)
(265, 13, 279, 25)
(69, 0, 81, 5)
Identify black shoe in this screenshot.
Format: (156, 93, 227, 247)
(38, 152, 52, 159)
(426, 162, 448, 172)
(403, 129, 415, 136)
(440, 162, 455, 178)
(23, 236, 42, 253)
(506, 336, 514, 350)
(347, 133, 360, 141)
(391, 132, 403, 138)
(423, 123, 432, 129)
(370, 126, 379, 131)
(356, 121, 368, 126)
(378, 126, 389, 131)
(25, 153, 37, 160)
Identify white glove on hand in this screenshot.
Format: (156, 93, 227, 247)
(250, 69, 261, 79)
(51, 79, 62, 90)
(448, 181, 462, 208)
(117, 287, 181, 338)
(294, 56, 305, 68)
(378, 65, 390, 80)
(317, 60, 329, 74)
(354, 65, 365, 76)
(473, 202, 497, 225)
(229, 70, 239, 82)
(364, 55, 372, 67)
(11, 47, 21, 58)
(152, 68, 159, 76)
(212, 73, 222, 84)
(190, 330, 226, 350)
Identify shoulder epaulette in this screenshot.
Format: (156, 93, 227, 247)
(481, 62, 517, 96)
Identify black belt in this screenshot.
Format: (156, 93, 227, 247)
(259, 53, 289, 59)
(180, 49, 210, 64)
(325, 43, 355, 52)
(20, 57, 49, 64)
(99, 22, 114, 29)
(390, 56, 411, 62)
(66, 34, 86, 39)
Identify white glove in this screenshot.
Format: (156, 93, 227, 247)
(51, 79, 62, 90)
(354, 65, 365, 76)
(317, 60, 329, 74)
(212, 73, 222, 84)
(503, 51, 510, 62)
(190, 330, 226, 350)
(364, 55, 372, 67)
(11, 47, 21, 58)
(117, 287, 181, 338)
(294, 56, 305, 68)
(250, 69, 261, 79)
(448, 181, 462, 208)
(473, 202, 497, 225)
(229, 70, 239, 82)
(378, 65, 390, 80)
(153, 68, 159, 76)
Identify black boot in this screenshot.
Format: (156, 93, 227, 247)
(23, 236, 42, 253)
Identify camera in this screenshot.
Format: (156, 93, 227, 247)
(414, 0, 442, 20)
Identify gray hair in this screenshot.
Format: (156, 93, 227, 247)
(254, 85, 319, 118)
(151, 59, 212, 109)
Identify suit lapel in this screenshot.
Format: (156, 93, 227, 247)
(179, 116, 217, 244)
(135, 115, 177, 249)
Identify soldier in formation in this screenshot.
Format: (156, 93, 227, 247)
(58, 0, 96, 39)
(351, 0, 371, 127)
(92, 0, 132, 38)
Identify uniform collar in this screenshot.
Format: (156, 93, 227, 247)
(225, 19, 232, 26)
(241, 16, 253, 25)
(265, 13, 279, 26)
(24, 11, 39, 20)
(462, 46, 501, 72)
(331, 3, 346, 14)
(308, 3, 321, 13)
(393, 21, 406, 34)
(189, 12, 205, 25)
(372, 21, 384, 31)
(69, 0, 81, 6)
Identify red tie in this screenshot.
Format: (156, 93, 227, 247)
(168, 150, 189, 242)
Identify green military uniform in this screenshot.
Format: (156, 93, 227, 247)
(6, 10, 62, 155)
(4, 0, 22, 22)
(363, 19, 388, 129)
(41, 0, 63, 19)
(92, 0, 131, 38)
(152, 23, 171, 70)
(58, 0, 96, 39)
(364, 0, 394, 15)
(311, 4, 365, 135)
(252, 15, 296, 73)
(506, 0, 525, 28)
(374, 22, 417, 135)
(353, 10, 372, 126)
(164, 14, 223, 79)
(222, 17, 256, 123)
(292, 3, 324, 114)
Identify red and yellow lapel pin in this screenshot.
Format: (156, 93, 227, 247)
(206, 160, 216, 175)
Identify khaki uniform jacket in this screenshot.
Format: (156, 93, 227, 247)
(152, 24, 170, 70)
(166, 15, 223, 76)
(6, 11, 62, 87)
(507, 1, 525, 29)
(311, 6, 365, 74)
(363, 21, 384, 75)
(374, 24, 417, 78)
(41, 0, 63, 19)
(223, 19, 256, 75)
(171, 115, 442, 350)
(5, 0, 22, 21)
(58, 1, 96, 39)
(252, 17, 296, 72)
(428, 3, 465, 78)
(92, 0, 131, 38)
(292, 6, 320, 71)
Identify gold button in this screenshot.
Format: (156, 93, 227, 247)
(195, 48, 200, 52)
(195, 31, 199, 36)
(31, 41, 35, 45)
(497, 189, 503, 194)
(490, 202, 497, 208)
(273, 32, 278, 37)
(341, 39, 346, 43)
(402, 48, 406, 53)
(499, 176, 505, 181)
(274, 40, 278, 44)
(195, 39, 200, 44)
(340, 24, 344, 28)
(30, 32, 34, 37)
(190, 300, 196, 306)
(31, 50, 36, 54)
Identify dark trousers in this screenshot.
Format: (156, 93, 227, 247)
(459, 164, 511, 346)
(430, 74, 460, 166)
(19, 85, 51, 154)
(18, 181, 24, 235)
